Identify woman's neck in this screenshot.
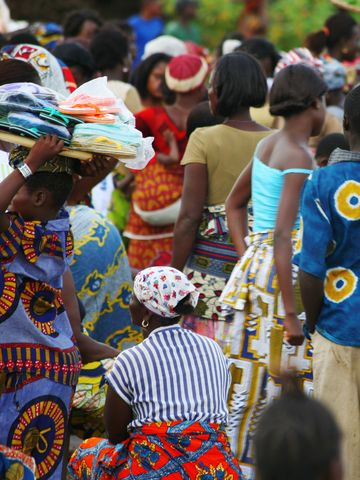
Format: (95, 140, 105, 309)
(142, 96, 163, 109)
(328, 45, 343, 63)
(102, 65, 126, 82)
(224, 107, 269, 132)
(283, 111, 314, 144)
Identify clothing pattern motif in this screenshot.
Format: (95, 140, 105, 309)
(184, 205, 238, 324)
(68, 421, 244, 480)
(220, 230, 313, 480)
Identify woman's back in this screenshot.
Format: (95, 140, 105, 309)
(107, 324, 230, 429)
(181, 124, 274, 205)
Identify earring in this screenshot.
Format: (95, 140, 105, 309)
(123, 67, 129, 73)
(342, 46, 349, 54)
(142, 318, 149, 328)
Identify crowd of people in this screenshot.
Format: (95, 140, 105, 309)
(0, 1, 359, 480)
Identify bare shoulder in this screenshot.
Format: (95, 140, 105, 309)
(259, 134, 315, 171)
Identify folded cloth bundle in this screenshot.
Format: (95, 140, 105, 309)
(7, 112, 71, 143)
(70, 123, 142, 157)
(58, 94, 122, 123)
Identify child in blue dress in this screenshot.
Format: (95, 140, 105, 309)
(0, 134, 110, 480)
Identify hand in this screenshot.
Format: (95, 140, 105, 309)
(284, 313, 305, 346)
(79, 154, 110, 177)
(26, 134, 65, 172)
(163, 129, 176, 145)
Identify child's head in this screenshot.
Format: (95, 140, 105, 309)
(255, 377, 342, 480)
(315, 133, 349, 167)
(343, 85, 360, 148)
(9, 148, 75, 222)
(186, 101, 224, 138)
(270, 64, 327, 135)
(10, 172, 74, 222)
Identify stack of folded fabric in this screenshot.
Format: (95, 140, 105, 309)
(0, 83, 82, 145)
(70, 123, 142, 158)
(0, 78, 154, 168)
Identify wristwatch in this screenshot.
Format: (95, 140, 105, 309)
(17, 162, 33, 179)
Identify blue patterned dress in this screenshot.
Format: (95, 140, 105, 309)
(0, 208, 81, 480)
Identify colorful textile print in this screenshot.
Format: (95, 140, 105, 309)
(0, 343, 81, 388)
(68, 206, 142, 350)
(0, 208, 81, 387)
(134, 267, 199, 318)
(293, 152, 360, 346)
(181, 315, 232, 354)
(0, 376, 73, 480)
(68, 421, 243, 480)
(71, 358, 115, 440)
(124, 107, 188, 269)
(0, 445, 36, 480)
(9, 146, 75, 176)
(184, 205, 238, 323)
(220, 230, 313, 480)
(126, 237, 174, 271)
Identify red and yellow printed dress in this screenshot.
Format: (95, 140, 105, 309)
(124, 107, 188, 270)
(0, 209, 82, 480)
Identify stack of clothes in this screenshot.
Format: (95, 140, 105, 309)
(0, 79, 154, 168)
(59, 93, 143, 159)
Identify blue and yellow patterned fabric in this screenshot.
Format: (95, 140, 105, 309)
(0, 208, 81, 480)
(293, 148, 360, 346)
(67, 205, 141, 350)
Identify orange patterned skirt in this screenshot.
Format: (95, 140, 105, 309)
(68, 421, 243, 480)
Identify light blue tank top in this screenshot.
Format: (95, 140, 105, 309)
(252, 142, 313, 232)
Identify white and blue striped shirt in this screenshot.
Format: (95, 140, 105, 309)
(107, 324, 231, 429)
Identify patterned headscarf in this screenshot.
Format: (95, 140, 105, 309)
(133, 267, 199, 318)
(9, 146, 74, 175)
(275, 48, 324, 76)
(0, 44, 70, 97)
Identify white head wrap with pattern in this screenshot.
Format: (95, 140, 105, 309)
(133, 267, 199, 318)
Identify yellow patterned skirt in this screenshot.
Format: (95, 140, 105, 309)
(220, 229, 313, 480)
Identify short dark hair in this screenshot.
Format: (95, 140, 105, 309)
(63, 9, 103, 39)
(90, 29, 129, 71)
(8, 33, 40, 46)
(270, 64, 328, 117)
(105, 20, 135, 38)
(130, 52, 172, 100)
(0, 59, 41, 86)
(186, 101, 224, 138)
(315, 133, 349, 159)
(213, 52, 267, 117)
(176, 0, 198, 14)
(305, 13, 357, 57)
(52, 42, 95, 77)
(25, 172, 74, 211)
(158, 293, 195, 326)
(236, 37, 281, 75)
(344, 85, 360, 133)
(255, 376, 341, 480)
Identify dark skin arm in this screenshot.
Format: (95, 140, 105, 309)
(67, 156, 118, 206)
(171, 163, 207, 271)
(225, 160, 253, 259)
(274, 172, 309, 346)
(0, 134, 64, 233)
(299, 269, 324, 334)
(157, 130, 180, 166)
(104, 384, 133, 444)
(62, 269, 120, 364)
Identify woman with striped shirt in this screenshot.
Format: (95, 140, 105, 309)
(69, 267, 243, 480)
